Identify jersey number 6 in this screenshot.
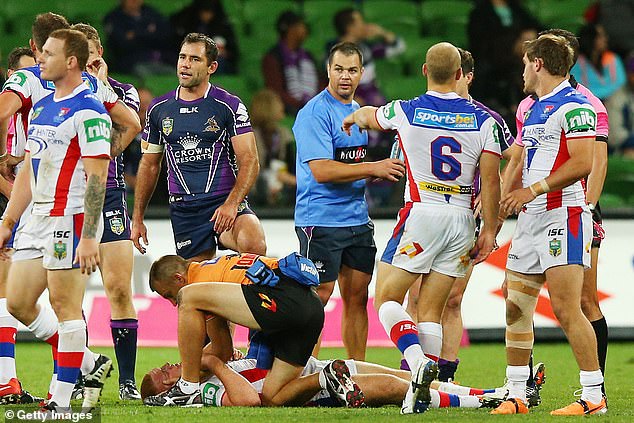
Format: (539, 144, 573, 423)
(431, 136, 462, 181)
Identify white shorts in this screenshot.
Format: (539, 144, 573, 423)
(381, 203, 476, 278)
(12, 213, 103, 270)
(506, 206, 592, 274)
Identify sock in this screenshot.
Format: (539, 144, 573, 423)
(177, 378, 199, 394)
(437, 358, 459, 382)
(590, 317, 608, 376)
(580, 370, 603, 404)
(431, 390, 482, 408)
(0, 298, 18, 384)
(28, 307, 60, 396)
(418, 322, 442, 362)
(52, 320, 86, 407)
(111, 319, 138, 384)
(506, 365, 529, 402)
(80, 348, 98, 375)
(318, 369, 327, 390)
(378, 301, 425, 371)
(435, 381, 496, 396)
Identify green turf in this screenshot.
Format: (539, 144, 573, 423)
(5, 343, 633, 421)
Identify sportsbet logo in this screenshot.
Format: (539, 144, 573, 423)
(412, 108, 477, 129)
(565, 108, 596, 133)
(83, 118, 111, 143)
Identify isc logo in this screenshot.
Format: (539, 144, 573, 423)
(54, 231, 70, 238)
(547, 228, 564, 237)
(400, 323, 417, 332)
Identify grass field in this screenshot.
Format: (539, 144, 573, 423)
(5, 342, 634, 421)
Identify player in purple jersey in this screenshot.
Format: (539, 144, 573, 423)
(71, 23, 142, 401)
(132, 33, 265, 261)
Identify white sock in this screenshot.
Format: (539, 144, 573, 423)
(52, 320, 86, 407)
(505, 365, 529, 402)
(430, 389, 482, 408)
(27, 306, 58, 341)
(80, 348, 98, 375)
(435, 381, 471, 396)
(378, 301, 425, 371)
(580, 370, 603, 404)
(0, 298, 18, 384)
(177, 378, 199, 394)
(417, 321, 442, 362)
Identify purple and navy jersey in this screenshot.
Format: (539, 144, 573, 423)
(142, 83, 252, 199)
(107, 77, 140, 189)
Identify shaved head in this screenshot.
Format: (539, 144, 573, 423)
(425, 42, 461, 84)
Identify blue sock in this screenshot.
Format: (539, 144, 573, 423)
(111, 319, 138, 384)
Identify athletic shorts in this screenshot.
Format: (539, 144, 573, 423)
(506, 206, 592, 274)
(101, 188, 130, 243)
(242, 275, 324, 366)
(381, 203, 475, 278)
(169, 195, 254, 259)
(591, 203, 604, 249)
(12, 213, 103, 270)
(295, 222, 376, 283)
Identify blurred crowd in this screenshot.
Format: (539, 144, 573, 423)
(2, 0, 634, 210)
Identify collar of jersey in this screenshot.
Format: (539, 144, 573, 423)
(426, 90, 461, 100)
(175, 82, 212, 101)
(324, 88, 356, 107)
(53, 82, 89, 102)
(538, 79, 570, 102)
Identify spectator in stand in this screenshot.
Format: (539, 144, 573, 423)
(604, 55, 634, 157)
(262, 11, 321, 115)
(468, 0, 542, 124)
(571, 23, 626, 102)
(249, 89, 296, 206)
(171, 0, 239, 74)
(330, 8, 405, 108)
(103, 0, 172, 76)
(598, 0, 634, 58)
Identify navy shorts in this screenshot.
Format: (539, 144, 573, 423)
(295, 222, 377, 283)
(101, 188, 130, 244)
(169, 195, 254, 259)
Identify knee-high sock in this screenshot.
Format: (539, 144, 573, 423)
(590, 317, 608, 376)
(417, 321, 442, 362)
(378, 301, 426, 371)
(435, 381, 501, 396)
(27, 306, 59, 396)
(0, 298, 18, 384)
(431, 389, 482, 408)
(53, 320, 86, 407)
(111, 319, 138, 383)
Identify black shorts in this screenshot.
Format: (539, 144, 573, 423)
(101, 188, 131, 243)
(169, 195, 254, 259)
(242, 275, 324, 366)
(591, 202, 604, 249)
(295, 222, 377, 283)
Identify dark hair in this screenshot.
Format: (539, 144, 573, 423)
(71, 23, 102, 51)
(180, 32, 218, 64)
(32, 13, 70, 51)
(524, 34, 573, 77)
(276, 10, 304, 38)
(457, 47, 474, 74)
(333, 8, 357, 37)
(539, 28, 579, 65)
(328, 41, 363, 66)
(7, 47, 35, 71)
(49, 29, 90, 71)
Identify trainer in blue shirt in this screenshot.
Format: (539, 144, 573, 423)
(293, 42, 405, 360)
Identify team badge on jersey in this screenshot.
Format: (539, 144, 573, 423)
(53, 241, 67, 260)
(162, 117, 174, 136)
(204, 116, 220, 132)
(109, 217, 125, 236)
(54, 107, 70, 123)
(549, 238, 562, 257)
(31, 106, 44, 121)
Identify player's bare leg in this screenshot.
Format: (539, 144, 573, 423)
(0, 256, 22, 403)
(311, 281, 336, 358)
(338, 265, 370, 360)
(581, 247, 607, 388)
(218, 214, 266, 256)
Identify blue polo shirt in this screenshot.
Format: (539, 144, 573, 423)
(293, 89, 370, 227)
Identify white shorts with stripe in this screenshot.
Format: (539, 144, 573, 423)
(12, 213, 103, 270)
(506, 206, 592, 274)
(381, 203, 476, 277)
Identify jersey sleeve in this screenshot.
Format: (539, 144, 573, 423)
(94, 78, 118, 111)
(1, 69, 35, 108)
(482, 117, 502, 157)
(514, 96, 535, 147)
(561, 103, 597, 140)
(228, 100, 253, 137)
(293, 109, 334, 163)
(122, 84, 140, 112)
(375, 100, 404, 131)
(141, 101, 165, 153)
(76, 109, 112, 159)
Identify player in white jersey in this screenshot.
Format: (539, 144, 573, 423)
(343, 42, 501, 414)
(0, 29, 111, 411)
(492, 35, 606, 416)
(0, 13, 140, 405)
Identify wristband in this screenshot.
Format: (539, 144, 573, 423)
(538, 179, 550, 194)
(1, 216, 16, 231)
(529, 184, 538, 197)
